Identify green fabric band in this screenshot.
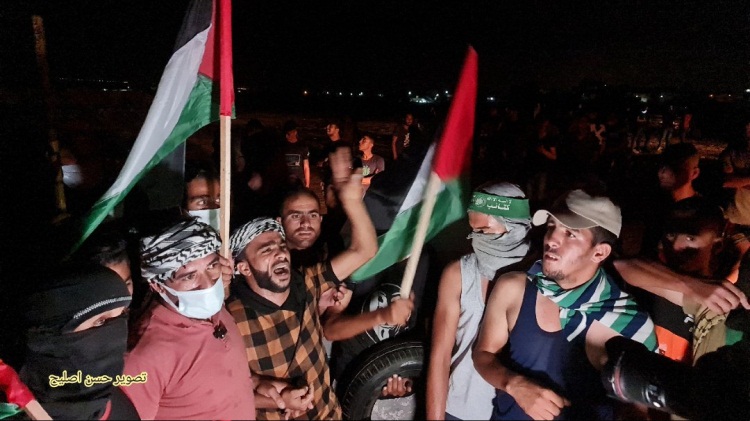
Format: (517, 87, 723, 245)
(468, 192, 530, 219)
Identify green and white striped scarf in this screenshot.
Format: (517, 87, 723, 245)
(528, 260, 658, 351)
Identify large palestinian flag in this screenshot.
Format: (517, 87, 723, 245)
(351, 47, 477, 282)
(75, 0, 233, 248)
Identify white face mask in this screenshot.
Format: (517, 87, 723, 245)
(61, 164, 84, 188)
(158, 276, 225, 319)
(188, 208, 220, 231)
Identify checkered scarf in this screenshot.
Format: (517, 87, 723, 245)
(229, 217, 285, 260)
(528, 260, 658, 351)
(140, 219, 221, 283)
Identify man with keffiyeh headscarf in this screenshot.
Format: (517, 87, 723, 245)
(226, 147, 378, 421)
(473, 189, 657, 421)
(426, 181, 535, 421)
(120, 217, 256, 420)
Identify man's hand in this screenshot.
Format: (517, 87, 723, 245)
(255, 379, 287, 410)
(381, 374, 412, 398)
(318, 285, 352, 315)
(506, 376, 570, 420)
(329, 147, 363, 203)
(218, 254, 234, 290)
(280, 386, 314, 414)
(379, 293, 415, 326)
(685, 279, 750, 314)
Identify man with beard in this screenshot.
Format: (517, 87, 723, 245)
(20, 265, 137, 420)
(121, 218, 256, 420)
(226, 147, 377, 420)
(473, 189, 658, 420)
(426, 182, 535, 420)
(278, 187, 332, 271)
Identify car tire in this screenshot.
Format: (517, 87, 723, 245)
(338, 338, 425, 420)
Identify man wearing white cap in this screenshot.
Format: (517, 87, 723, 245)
(473, 189, 658, 420)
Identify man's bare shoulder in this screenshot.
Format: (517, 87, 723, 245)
(441, 259, 461, 279)
(491, 271, 528, 301)
(496, 271, 528, 286)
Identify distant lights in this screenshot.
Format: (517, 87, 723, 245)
(358, 92, 364, 96)
(746, 89, 750, 93)
(408, 91, 412, 96)
(338, 92, 343, 96)
(486, 96, 496, 102)
(377, 93, 384, 98)
(303, 90, 308, 96)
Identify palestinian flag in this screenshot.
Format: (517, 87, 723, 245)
(351, 47, 478, 282)
(75, 0, 233, 249)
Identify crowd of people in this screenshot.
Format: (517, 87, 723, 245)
(2, 103, 750, 421)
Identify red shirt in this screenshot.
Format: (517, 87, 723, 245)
(122, 303, 255, 420)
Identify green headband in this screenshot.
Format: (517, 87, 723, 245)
(468, 192, 530, 219)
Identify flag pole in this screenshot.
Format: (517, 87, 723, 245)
(0, 359, 51, 420)
(399, 171, 442, 298)
(399, 46, 477, 299)
(218, 0, 233, 259)
(220, 115, 231, 258)
(31, 15, 68, 223)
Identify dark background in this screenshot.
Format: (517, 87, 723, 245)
(2, 0, 749, 94)
(1, 0, 749, 369)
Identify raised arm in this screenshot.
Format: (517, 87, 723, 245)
(426, 261, 462, 419)
(473, 272, 569, 421)
(303, 158, 310, 188)
(328, 147, 378, 280)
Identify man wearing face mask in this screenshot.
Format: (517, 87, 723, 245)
(184, 162, 221, 231)
(20, 265, 137, 420)
(426, 182, 535, 420)
(121, 218, 256, 420)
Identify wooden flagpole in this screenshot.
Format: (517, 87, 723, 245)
(399, 171, 442, 299)
(219, 115, 232, 259)
(218, 0, 233, 262)
(32, 15, 68, 223)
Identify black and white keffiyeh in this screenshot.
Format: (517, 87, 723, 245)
(229, 217, 285, 259)
(140, 219, 221, 283)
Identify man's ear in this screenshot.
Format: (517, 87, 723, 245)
(690, 166, 700, 181)
(276, 216, 282, 224)
(236, 260, 252, 278)
(591, 243, 612, 263)
(149, 281, 165, 294)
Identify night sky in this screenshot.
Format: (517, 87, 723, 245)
(2, 0, 750, 93)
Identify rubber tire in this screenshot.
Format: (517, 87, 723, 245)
(338, 338, 424, 420)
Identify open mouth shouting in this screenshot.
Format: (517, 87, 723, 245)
(272, 261, 291, 281)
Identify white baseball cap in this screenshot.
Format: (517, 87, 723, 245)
(532, 189, 622, 238)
